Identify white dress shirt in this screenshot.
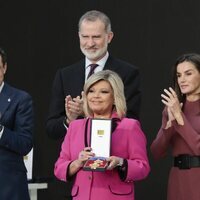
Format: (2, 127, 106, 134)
(85, 52, 109, 82)
(0, 81, 4, 93)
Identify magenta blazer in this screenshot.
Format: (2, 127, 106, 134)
(54, 117, 150, 200)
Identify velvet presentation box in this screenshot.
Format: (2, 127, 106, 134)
(83, 157, 108, 172)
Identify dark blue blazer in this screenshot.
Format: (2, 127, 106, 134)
(46, 55, 141, 140)
(0, 83, 33, 200)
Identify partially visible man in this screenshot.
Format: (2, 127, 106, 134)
(46, 10, 141, 140)
(0, 47, 33, 200)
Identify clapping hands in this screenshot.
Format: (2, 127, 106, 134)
(161, 87, 183, 127)
(65, 91, 84, 124)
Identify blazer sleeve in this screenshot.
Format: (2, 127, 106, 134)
(0, 92, 33, 156)
(54, 125, 73, 182)
(46, 69, 67, 139)
(150, 108, 175, 160)
(125, 120, 150, 182)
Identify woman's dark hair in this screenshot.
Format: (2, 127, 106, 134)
(172, 53, 200, 103)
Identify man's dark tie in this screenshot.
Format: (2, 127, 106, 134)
(87, 64, 98, 79)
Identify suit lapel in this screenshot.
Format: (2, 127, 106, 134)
(0, 84, 12, 120)
(76, 60, 85, 85)
(72, 60, 85, 96)
(103, 55, 115, 70)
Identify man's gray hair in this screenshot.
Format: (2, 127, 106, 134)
(78, 10, 112, 33)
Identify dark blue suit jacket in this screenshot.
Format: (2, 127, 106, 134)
(0, 83, 33, 200)
(46, 55, 141, 140)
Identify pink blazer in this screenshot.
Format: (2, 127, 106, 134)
(54, 117, 150, 200)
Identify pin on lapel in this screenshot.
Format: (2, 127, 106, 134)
(8, 98, 11, 102)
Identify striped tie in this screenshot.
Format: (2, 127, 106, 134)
(87, 64, 98, 79)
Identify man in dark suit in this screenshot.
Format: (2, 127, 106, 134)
(0, 47, 33, 200)
(46, 10, 141, 140)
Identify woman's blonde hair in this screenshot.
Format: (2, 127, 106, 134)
(83, 70, 127, 118)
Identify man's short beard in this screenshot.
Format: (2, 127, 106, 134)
(80, 44, 108, 61)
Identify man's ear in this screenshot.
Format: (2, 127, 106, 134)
(3, 63, 7, 74)
(107, 32, 114, 43)
(78, 31, 81, 39)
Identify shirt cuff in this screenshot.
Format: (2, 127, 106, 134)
(63, 117, 69, 129)
(117, 159, 128, 181)
(0, 126, 4, 139)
